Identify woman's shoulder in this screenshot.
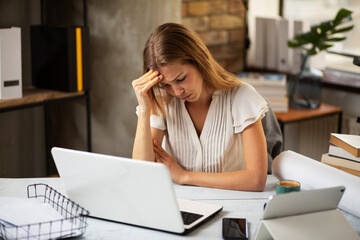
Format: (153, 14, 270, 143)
(229, 82, 261, 101)
(212, 82, 257, 103)
(230, 82, 268, 132)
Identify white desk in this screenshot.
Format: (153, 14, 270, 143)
(1, 176, 359, 239)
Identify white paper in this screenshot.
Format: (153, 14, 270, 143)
(174, 175, 278, 200)
(0, 197, 81, 240)
(272, 151, 360, 217)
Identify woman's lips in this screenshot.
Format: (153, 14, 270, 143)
(181, 94, 191, 100)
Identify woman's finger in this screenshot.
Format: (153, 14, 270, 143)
(154, 151, 165, 164)
(133, 71, 161, 91)
(133, 75, 162, 98)
(141, 75, 163, 92)
(154, 148, 170, 165)
(153, 144, 165, 156)
(153, 140, 167, 154)
(132, 69, 155, 87)
(142, 69, 154, 80)
(143, 70, 159, 82)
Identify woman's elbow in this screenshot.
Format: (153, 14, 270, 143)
(251, 173, 267, 192)
(233, 172, 267, 191)
(254, 179, 266, 192)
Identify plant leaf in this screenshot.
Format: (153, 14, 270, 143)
(331, 25, 354, 34)
(288, 40, 305, 48)
(325, 37, 346, 42)
(307, 47, 318, 56)
(318, 43, 333, 50)
(287, 8, 353, 53)
(297, 32, 318, 45)
(319, 20, 333, 34)
(334, 8, 353, 25)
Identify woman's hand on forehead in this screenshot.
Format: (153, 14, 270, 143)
(132, 69, 163, 110)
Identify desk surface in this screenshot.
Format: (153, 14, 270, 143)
(275, 103, 342, 123)
(0, 176, 359, 239)
(0, 87, 85, 110)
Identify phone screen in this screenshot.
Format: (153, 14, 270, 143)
(222, 218, 248, 240)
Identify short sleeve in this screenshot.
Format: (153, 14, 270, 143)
(150, 114, 166, 130)
(135, 105, 166, 130)
(231, 83, 268, 133)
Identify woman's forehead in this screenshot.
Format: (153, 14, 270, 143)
(158, 61, 186, 82)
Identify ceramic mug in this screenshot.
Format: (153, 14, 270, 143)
(276, 180, 301, 194)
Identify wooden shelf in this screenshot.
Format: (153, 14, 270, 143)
(275, 103, 342, 124)
(0, 86, 91, 176)
(0, 87, 85, 111)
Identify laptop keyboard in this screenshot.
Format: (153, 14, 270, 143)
(180, 211, 204, 225)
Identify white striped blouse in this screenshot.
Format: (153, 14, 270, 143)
(150, 83, 268, 173)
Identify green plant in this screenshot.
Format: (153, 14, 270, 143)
(286, 8, 354, 109)
(288, 8, 354, 58)
(288, 8, 354, 76)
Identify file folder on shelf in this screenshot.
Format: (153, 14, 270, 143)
(30, 26, 90, 92)
(0, 27, 22, 100)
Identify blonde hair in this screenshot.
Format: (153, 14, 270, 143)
(143, 23, 241, 116)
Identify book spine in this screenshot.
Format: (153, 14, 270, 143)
(75, 27, 83, 92)
(321, 154, 360, 171)
(81, 27, 90, 91)
(68, 28, 77, 92)
(331, 135, 360, 157)
(329, 145, 360, 163)
(326, 164, 360, 177)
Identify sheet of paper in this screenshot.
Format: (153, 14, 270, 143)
(0, 197, 81, 240)
(174, 175, 278, 200)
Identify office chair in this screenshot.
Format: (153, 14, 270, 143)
(262, 102, 283, 174)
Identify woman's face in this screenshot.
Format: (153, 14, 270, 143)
(157, 61, 205, 102)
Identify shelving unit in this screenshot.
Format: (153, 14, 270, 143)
(0, 88, 91, 176)
(0, 0, 91, 176)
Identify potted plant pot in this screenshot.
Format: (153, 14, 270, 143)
(288, 53, 323, 109)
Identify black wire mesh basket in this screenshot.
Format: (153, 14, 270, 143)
(0, 183, 89, 240)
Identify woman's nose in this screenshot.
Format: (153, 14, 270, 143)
(173, 86, 184, 96)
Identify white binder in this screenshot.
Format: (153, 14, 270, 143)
(0, 27, 22, 100)
(277, 19, 289, 72)
(254, 17, 267, 69)
(289, 20, 303, 74)
(254, 186, 360, 240)
(265, 18, 278, 71)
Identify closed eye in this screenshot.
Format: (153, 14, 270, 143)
(176, 76, 186, 83)
(158, 75, 186, 88)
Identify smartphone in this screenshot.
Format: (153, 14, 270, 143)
(222, 217, 248, 240)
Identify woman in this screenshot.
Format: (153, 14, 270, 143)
(132, 23, 268, 191)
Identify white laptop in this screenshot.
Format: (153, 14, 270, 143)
(262, 186, 345, 220)
(51, 147, 223, 234)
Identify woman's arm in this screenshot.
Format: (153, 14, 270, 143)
(132, 70, 164, 161)
(132, 110, 165, 161)
(153, 118, 268, 191)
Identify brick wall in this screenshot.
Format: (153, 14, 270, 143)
(182, 0, 246, 73)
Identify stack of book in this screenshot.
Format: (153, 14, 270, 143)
(238, 72, 288, 112)
(321, 133, 360, 177)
